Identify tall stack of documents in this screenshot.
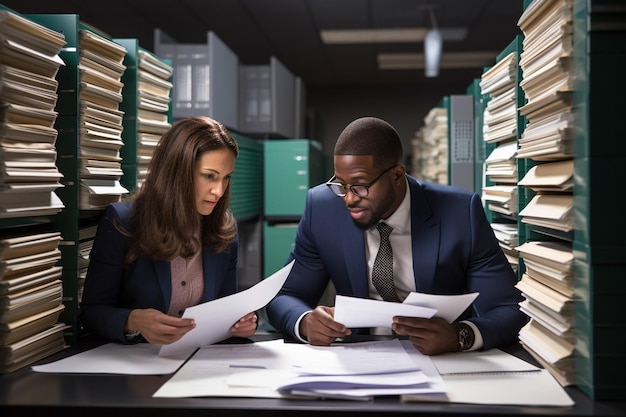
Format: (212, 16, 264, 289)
(76, 223, 97, 304)
(479, 51, 519, 271)
(0, 8, 66, 218)
(516, 0, 575, 387)
(412, 106, 448, 185)
(515, 240, 575, 386)
(0, 231, 68, 373)
(135, 49, 173, 188)
(517, 0, 574, 161)
(77, 29, 129, 209)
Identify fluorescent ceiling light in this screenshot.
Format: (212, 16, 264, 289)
(320, 28, 467, 44)
(377, 51, 498, 70)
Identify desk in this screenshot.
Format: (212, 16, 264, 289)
(1, 334, 624, 417)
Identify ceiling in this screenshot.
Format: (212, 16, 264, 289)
(3, 0, 524, 88)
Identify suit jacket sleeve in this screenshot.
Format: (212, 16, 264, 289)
(79, 202, 136, 343)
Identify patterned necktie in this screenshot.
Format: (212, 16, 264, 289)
(372, 222, 399, 302)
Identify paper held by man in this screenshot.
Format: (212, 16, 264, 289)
(333, 291, 479, 328)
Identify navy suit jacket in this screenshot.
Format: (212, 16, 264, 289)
(266, 175, 527, 350)
(79, 201, 238, 343)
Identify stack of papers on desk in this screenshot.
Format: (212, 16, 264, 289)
(153, 338, 446, 401)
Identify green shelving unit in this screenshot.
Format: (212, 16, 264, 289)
(572, 0, 626, 400)
(230, 132, 263, 222)
(25, 14, 117, 344)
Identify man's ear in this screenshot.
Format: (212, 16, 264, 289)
(393, 165, 406, 182)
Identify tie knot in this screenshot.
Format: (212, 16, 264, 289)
(377, 222, 393, 239)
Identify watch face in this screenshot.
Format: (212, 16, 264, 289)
(458, 325, 471, 350)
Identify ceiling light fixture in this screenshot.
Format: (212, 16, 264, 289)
(424, 6, 442, 77)
(377, 51, 498, 70)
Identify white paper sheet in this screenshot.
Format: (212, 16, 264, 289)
(402, 292, 479, 322)
(159, 260, 294, 357)
(32, 342, 189, 375)
(290, 338, 420, 375)
(403, 346, 574, 406)
(333, 295, 437, 328)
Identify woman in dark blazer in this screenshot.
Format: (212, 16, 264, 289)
(80, 116, 257, 345)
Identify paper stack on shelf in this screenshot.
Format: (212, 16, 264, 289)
(518, 159, 573, 192)
(76, 224, 97, 304)
(518, 193, 573, 233)
(515, 6, 575, 383)
(517, 0, 574, 161)
(489, 218, 519, 271)
(479, 49, 520, 270)
(77, 29, 129, 209)
(411, 106, 447, 185)
(0, 8, 66, 218)
(135, 49, 172, 187)
(0, 231, 69, 373)
(480, 51, 517, 145)
(515, 240, 575, 387)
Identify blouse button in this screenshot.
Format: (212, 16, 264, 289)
(181, 281, 187, 286)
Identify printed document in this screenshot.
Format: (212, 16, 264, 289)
(159, 260, 294, 357)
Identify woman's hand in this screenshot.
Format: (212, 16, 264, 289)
(126, 308, 195, 345)
(230, 311, 258, 338)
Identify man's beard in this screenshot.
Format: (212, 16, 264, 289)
(352, 216, 379, 231)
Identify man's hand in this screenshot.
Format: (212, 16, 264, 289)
(126, 308, 195, 345)
(391, 316, 459, 355)
(230, 311, 258, 338)
(300, 306, 351, 346)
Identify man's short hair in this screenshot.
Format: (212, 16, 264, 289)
(334, 117, 403, 168)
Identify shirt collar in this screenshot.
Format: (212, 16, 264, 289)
(380, 177, 410, 234)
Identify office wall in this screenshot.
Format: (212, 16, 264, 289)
(306, 81, 470, 171)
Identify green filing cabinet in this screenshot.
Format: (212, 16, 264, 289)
(263, 139, 326, 279)
(263, 139, 325, 219)
(263, 222, 298, 278)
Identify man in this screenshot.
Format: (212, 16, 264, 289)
(266, 116, 527, 355)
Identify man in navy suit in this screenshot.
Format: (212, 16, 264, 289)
(266, 116, 527, 355)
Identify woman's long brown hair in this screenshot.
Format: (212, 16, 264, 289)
(123, 116, 239, 265)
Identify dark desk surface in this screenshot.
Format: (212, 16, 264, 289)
(1, 334, 625, 417)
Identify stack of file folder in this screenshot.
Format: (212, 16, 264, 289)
(480, 51, 518, 145)
(479, 50, 520, 271)
(77, 28, 129, 209)
(515, 240, 575, 386)
(135, 49, 173, 187)
(0, 231, 68, 373)
(517, 0, 574, 161)
(412, 107, 448, 185)
(0, 7, 66, 218)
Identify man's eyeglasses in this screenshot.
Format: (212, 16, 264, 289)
(326, 164, 398, 198)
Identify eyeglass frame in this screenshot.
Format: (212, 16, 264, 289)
(325, 164, 398, 198)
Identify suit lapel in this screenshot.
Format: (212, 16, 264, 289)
(408, 178, 440, 292)
(154, 259, 172, 311)
(340, 214, 369, 298)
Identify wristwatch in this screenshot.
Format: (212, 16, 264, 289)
(456, 322, 474, 351)
(124, 330, 141, 342)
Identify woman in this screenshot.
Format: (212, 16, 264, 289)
(80, 116, 258, 345)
